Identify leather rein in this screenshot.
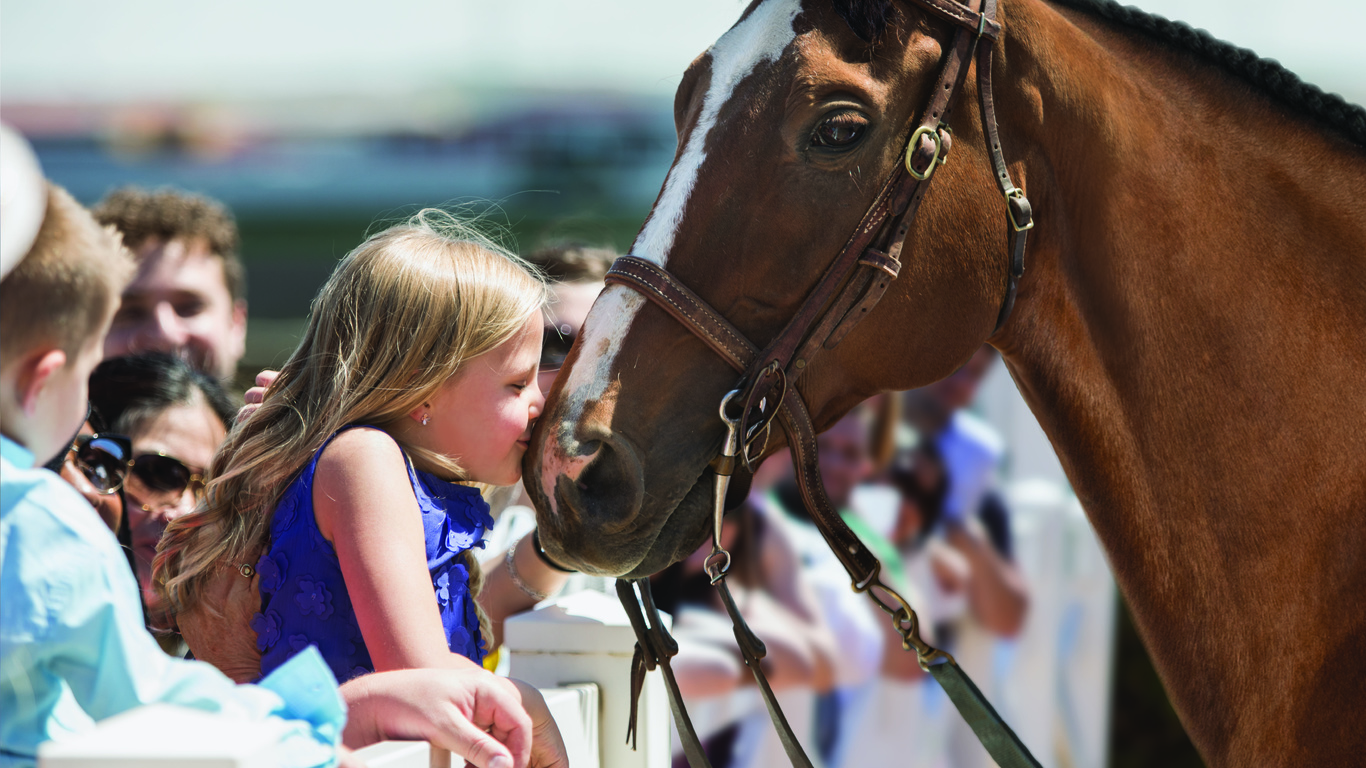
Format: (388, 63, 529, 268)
(607, 0, 1040, 766)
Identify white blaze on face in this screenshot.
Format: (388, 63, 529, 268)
(541, 0, 803, 508)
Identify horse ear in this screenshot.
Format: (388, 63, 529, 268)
(831, 0, 895, 43)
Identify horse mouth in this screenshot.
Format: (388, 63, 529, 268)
(632, 474, 716, 579)
(542, 462, 718, 579)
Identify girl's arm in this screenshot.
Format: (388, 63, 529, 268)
(313, 428, 474, 672)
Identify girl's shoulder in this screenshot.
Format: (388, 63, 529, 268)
(310, 427, 415, 543)
(315, 426, 406, 476)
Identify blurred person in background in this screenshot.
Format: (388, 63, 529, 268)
(92, 187, 248, 382)
(767, 404, 889, 768)
(523, 242, 613, 397)
(87, 351, 234, 654)
(651, 451, 836, 768)
(838, 438, 963, 767)
(902, 346, 1028, 638)
(903, 346, 1029, 768)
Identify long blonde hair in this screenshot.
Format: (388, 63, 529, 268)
(156, 210, 547, 642)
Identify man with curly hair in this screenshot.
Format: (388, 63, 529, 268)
(93, 187, 247, 381)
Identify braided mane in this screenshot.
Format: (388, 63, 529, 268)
(831, 0, 1366, 146)
(1050, 0, 1366, 147)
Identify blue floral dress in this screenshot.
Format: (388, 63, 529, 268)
(251, 426, 490, 683)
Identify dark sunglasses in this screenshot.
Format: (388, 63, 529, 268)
(70, 433, 133, 495)
(127, 453, 207, 500)
(541, 323, 578, 371)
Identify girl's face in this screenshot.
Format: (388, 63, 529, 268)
(420, 314, 545, 486)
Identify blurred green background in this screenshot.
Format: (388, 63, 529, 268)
(237, 209, 651, 376)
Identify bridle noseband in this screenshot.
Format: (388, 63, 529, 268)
(607, 1, 1041, 766)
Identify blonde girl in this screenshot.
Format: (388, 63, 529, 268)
(157, 210, 547, 684)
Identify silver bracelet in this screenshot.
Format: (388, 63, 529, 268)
(506, 536, 551, 602)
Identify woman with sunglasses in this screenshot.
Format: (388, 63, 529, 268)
(45, 415, 129, 537)
(88, 351, 234, 651)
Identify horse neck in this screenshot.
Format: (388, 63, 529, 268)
(990, 1, 1366, 763)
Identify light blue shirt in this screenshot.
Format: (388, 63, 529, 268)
(0, 435, 344, 767)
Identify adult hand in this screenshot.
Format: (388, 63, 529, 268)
(509, 678, 570, 768)
(236, 369, 279, 424)
(339, 667, 535, 768)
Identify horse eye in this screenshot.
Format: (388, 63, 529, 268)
(812, 114, 868, 149)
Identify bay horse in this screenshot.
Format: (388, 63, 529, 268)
(526, 0, 1366, 764)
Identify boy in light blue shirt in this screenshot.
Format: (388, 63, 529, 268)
(0, 180, 555, 768)
(0, 182, 341, 766)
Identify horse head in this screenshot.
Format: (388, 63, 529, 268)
(529, 0, 1025, 576)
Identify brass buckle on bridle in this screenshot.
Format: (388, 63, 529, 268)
(1005, 187, 1035, 232)
(905, 125, 948, 181)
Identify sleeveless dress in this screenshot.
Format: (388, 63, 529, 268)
(251, 426, 491, 683)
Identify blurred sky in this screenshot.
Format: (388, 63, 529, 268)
(3, 0, 1364, 106)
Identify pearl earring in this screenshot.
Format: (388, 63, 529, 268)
(421, 413, 430, 426)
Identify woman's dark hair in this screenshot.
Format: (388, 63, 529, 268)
(88, 351, 235, 437)
(887, 441, 948, 545)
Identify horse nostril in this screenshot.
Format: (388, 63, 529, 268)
(553, 432, 646, 535)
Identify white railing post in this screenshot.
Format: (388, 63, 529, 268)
(505, 590, 670, 768)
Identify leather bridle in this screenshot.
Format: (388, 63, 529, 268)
(607, 0, 1041, 766)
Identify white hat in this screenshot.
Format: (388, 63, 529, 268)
(1, 124, 47, 281)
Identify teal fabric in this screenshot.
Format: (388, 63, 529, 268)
(1, 435, 343, 767)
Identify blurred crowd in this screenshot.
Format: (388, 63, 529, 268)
(0, 121, 1030, 768)
(647, 345, 1030, 768)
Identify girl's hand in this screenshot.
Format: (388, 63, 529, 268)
(235, 369, 279, 423)
(509, 679, 570, 768)
(339, 667, 532, 768)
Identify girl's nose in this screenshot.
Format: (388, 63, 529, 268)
(529, 379, 546, 419)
